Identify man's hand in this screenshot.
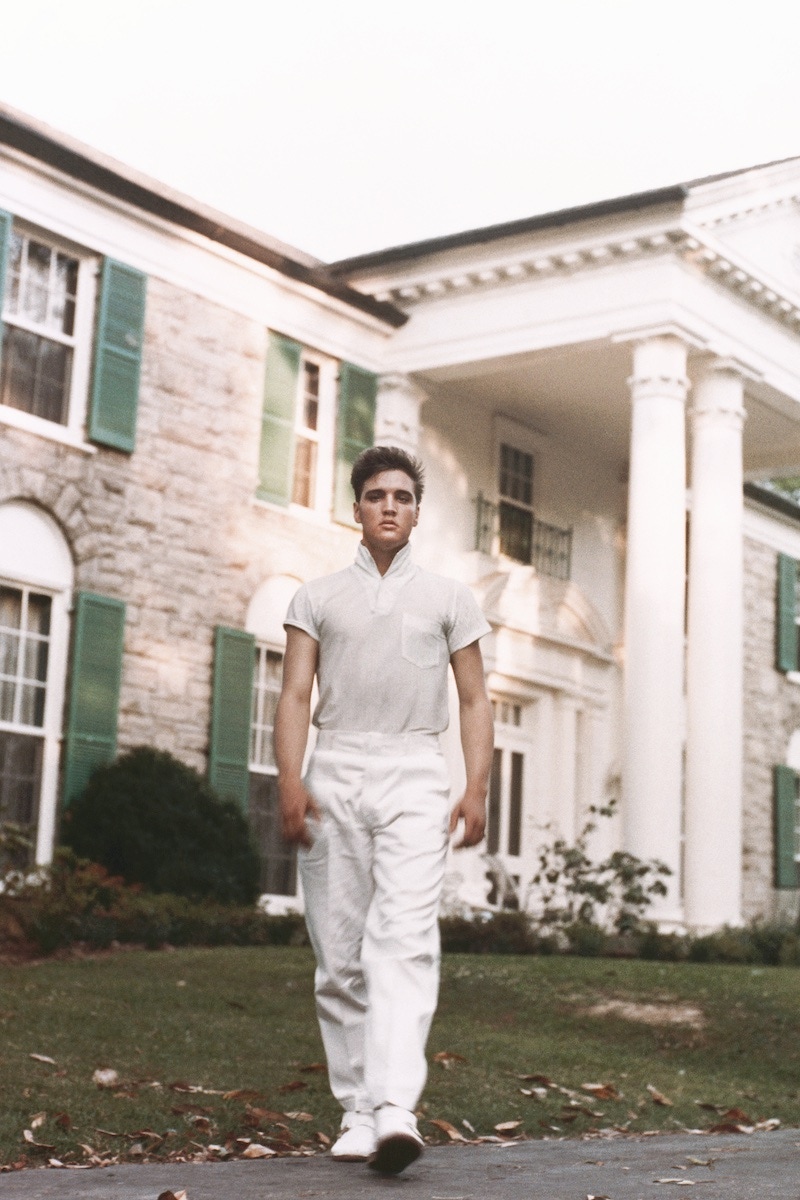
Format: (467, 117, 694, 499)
(449, 789, 486, 849)
(280, 778, 321, 848)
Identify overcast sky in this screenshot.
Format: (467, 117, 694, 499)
(1, 0, 798, 261)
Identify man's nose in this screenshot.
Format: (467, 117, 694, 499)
(383, 494, 397, 511)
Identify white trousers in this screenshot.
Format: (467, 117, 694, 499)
(299, 731, 451, 1113)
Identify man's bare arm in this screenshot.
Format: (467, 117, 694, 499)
(273, 626, 321, 847)
(449, 640, 494, 849)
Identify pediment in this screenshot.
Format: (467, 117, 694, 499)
(702, 203, 800, 306)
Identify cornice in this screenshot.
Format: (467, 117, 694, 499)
(364, 225, 800, 338)
(695, 192, 800, 231)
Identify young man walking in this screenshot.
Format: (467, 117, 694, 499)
(274, 446, 494, 1174)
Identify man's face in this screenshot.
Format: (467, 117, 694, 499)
(353, 469, 419, 555)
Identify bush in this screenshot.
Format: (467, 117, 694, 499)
(0, 849, 308, 954)
(61, 747, 260, 905)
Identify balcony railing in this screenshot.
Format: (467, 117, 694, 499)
(473, 492, 573, 581)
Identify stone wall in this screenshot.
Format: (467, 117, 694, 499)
(742, 534, 800, 923)
(0, 275, 359, 777)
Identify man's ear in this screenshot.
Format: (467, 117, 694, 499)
(353, 500, 362, 525)
(413, 503, 420, 527)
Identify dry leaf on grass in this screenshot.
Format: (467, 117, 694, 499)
(92, 1069, 120, 1089)
(277, 1080, 307, 1094)
(432, 1050, 468, 1069)
(494, 1120, 523, 1135)
(29, 1054, 56, 1065)
(22, 1130, 55, 1151)
(241, 1144, 275, 1158)
(428, 1119, 468, 1142)
(647, 1084, 673, 1107)
(222, 1088, 266, 1101)
(298, 1063, 327, 1073)
(582, 1082, 623, 1101)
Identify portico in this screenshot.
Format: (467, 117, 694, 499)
(333, 158, 800, 929)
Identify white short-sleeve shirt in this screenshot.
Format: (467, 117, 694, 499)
(284, 542, 491, 735)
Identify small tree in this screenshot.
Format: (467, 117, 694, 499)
(525, 801, 671, 935)
(61, 747, 260, 906)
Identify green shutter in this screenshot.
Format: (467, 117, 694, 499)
(774, 764, 800, 888)
(776, 553, 798, 672)
(89, 258, 147, 452)
(209, 626, 255, 811)
(257, 332, 301, 505)
(334, 362, 377, 525)
(62, 592, 126, 807)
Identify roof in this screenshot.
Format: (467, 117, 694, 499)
(0, 103, 407, 329)
(328, 156, 800, 276)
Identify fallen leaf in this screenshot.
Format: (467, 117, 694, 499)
(315, 1131, 332, 1146)
(277, 1081, 307, 1094)
(494, 1120, 523, 1135)
(283, 1111, 314, 1122)
(22, 1130, 55, 1151)
(706, 1122, 752, 1134)
(721, 1107, 751, 1123)
(241, 1143, 275, 1158)
(432, 1051, 468, 1068)
(29, 1054, 56, 1065)
(222, 1088, 266, 1101)
(647, 1085, 673, 1107)
(520, 1087, 549, 1099)
(428, 1119, 468, 1142)
(245, 1106, 288, 1123)
(54, 1113, 72, 1130)
(582, 1082, 623, 1101)
(92, 1069, 120, 1089)
(29, 1113, 46, 1130)
(298, 1063, 327, 1073)
(48, 1159, 64, 1168)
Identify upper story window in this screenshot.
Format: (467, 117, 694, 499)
(0, 222, 97, 439)
(258, 332, 378, 524)
(498, 443, 534, 562)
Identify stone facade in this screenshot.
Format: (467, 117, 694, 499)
(0, 274, 359, 799)
(742, 531, 800, 924)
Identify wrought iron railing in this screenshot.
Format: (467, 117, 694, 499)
(472, 492, 573, 581)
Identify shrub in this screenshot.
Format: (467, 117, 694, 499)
(61, 747, 260, 905)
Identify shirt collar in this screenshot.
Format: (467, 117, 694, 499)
(355, 540, 414, 579)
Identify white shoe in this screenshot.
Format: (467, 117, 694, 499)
(368, 1105, 424, 1174)
(330, 1111, 376, 1161)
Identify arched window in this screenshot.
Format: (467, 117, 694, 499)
(0, 501, 73, 864)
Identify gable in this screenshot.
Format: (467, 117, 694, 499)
(704, 204, 800, 306)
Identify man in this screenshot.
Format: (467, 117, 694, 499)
(274, 445, 494, 1175)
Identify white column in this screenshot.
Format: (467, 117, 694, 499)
(375, 374, 426, 454)
(684, 361, 745, 930)
(622, 336, 689, 923)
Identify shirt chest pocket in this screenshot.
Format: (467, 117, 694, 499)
(401, 614, 446, 669)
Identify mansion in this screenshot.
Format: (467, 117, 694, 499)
(2, 102, 800, 930)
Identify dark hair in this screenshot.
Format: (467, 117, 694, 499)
(350, 446, 425, 502)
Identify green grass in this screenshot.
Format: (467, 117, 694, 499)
(1, 947, 798, 1168)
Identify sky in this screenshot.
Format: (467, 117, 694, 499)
(1, 0, 799, 262)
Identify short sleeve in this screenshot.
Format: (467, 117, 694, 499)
(447, 583, 492, 654)
(284, 584, 319, 642)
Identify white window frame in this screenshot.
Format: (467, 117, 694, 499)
(485, 696, 535, 909)
(0, 219, 98, 448)
(288, 347, 337, 520)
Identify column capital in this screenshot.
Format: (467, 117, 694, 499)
(628, 335, 690, 405)
(375, 373, 427, 453)
(691, 356, 747, 426)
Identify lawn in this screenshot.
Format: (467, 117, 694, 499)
(0, 946, 798, 1169)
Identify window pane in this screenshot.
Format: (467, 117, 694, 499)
(18, 683, 46, 727)
(292, 436, 317, 508)
(499, 501, 533, 562)
(487, 747, 502, 855)
(0, 327, 70, 424)
(302, 362, 320, 431)
(0, 729, 42, 830)
(23, 637, 49, 684)
(53, 253, 79, 335)
(0, 679, 16, 723)
(248, 772, 297, 895)
(507, 752, 523, 857)
(6, 231, 23, 311)
(0, 630, 18, 677)
(0, 587, 22, 630)
(22, 239, 51, 324)
(26, 594, 51, 636)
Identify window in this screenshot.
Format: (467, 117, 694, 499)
(0, 584, 51, 833)
(258, 334, 377, 522)
(0, 221, 97, 438)
(498, 443, 534, 562)
(248, 643, 297, 896)
(485, 698, 530, 909)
